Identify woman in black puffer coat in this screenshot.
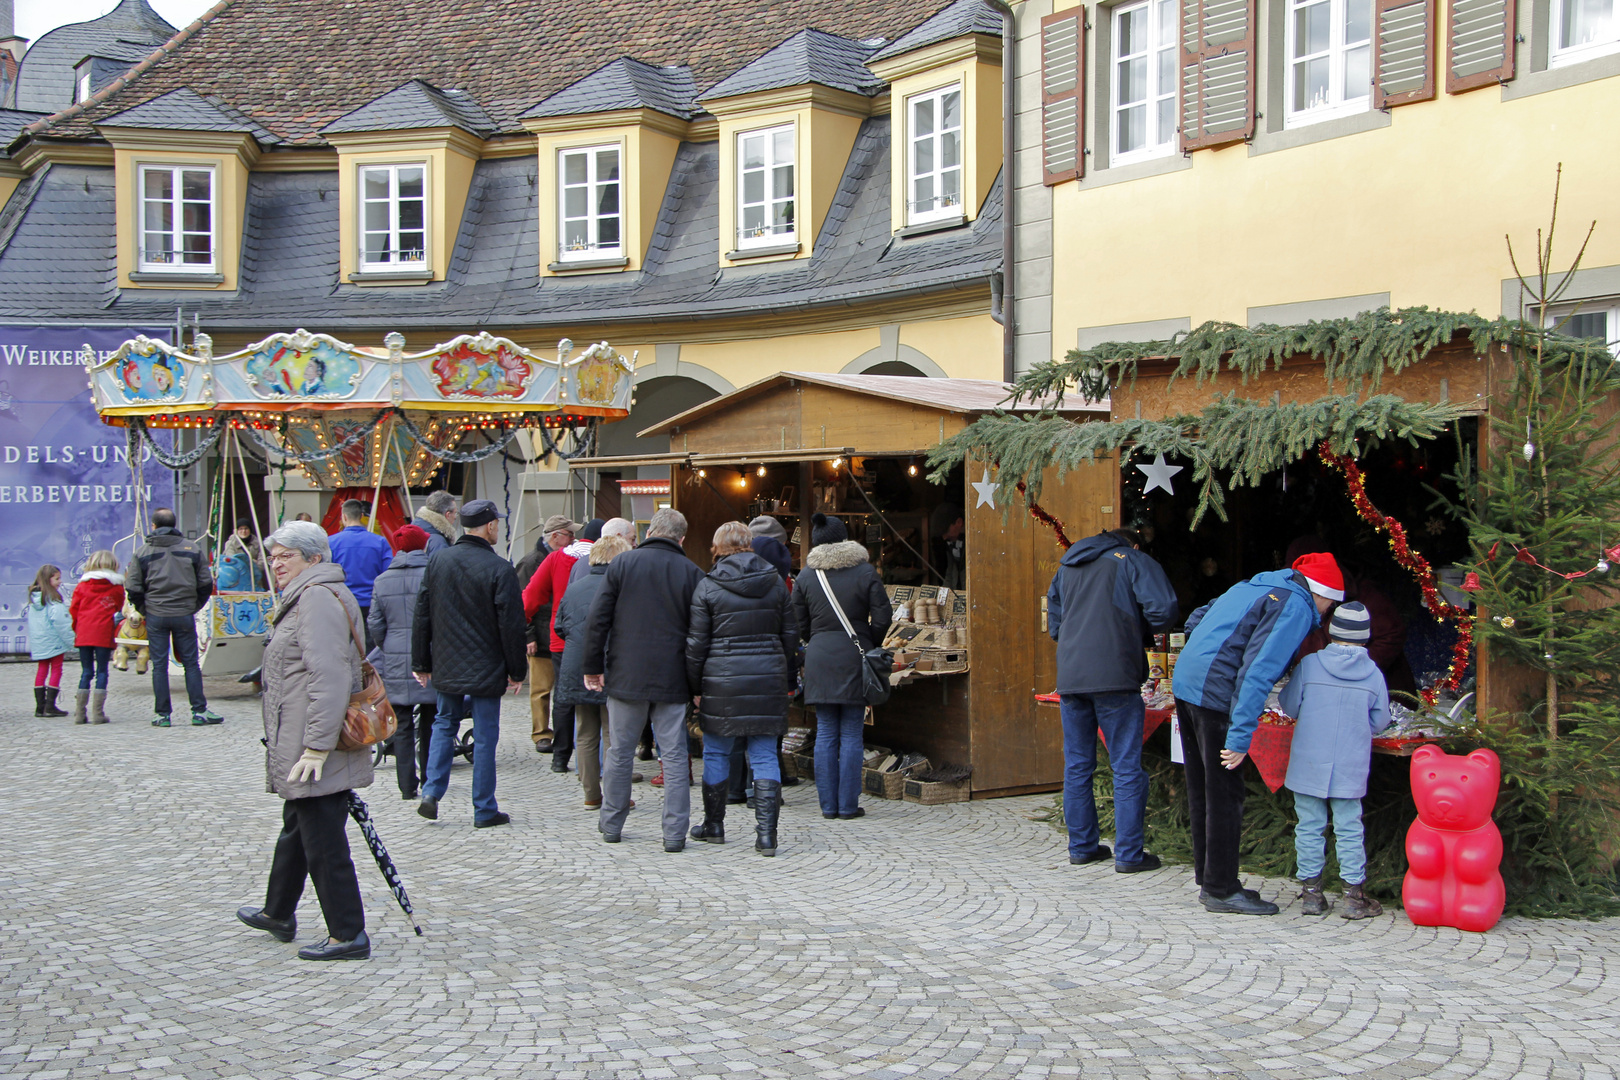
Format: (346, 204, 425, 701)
(685, 521, 798, 855)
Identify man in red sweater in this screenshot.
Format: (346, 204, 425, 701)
(523, 515, 598, 772)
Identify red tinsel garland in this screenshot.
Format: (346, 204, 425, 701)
(1015, 481, 1072, 548)
(1316, 441, 1474, 707)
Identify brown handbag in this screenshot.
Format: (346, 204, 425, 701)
(317, 586, 398, 751)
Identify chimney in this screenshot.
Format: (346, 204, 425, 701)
(1, 0, 26, 63)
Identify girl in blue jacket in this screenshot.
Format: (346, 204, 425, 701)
(1278, 601, 1391, 920)
(27, 565, 75, 717)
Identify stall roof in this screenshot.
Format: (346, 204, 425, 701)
(639, 372, 1108, 438)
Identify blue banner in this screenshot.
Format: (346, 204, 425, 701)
(0, 325, 174, 655)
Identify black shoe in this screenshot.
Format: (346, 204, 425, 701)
(474, 811, 510, 829)
(602, 832, 621, 843)
(1202, 889, 1280, 915)
(839, 807, 865, 820)
(691, 783, 727, 844)
(298, 930, 370, 961)
(664, 838, 685, 852)
(1116, 852, 1162, 873)
(551, 752, 572, 774)
(1199, 886, 1262, 903)
(401, 790, 418, 801)
(417, 796, 438, 820)
(780, 775, 801, 787)
(631, 772, 645, 783)
(754, 779, 781, 857)
(236, 906, 296, 942)
(822, 812, 838, 819)
(1069, 844, 1113, 866)
(636, 742, 655, 761)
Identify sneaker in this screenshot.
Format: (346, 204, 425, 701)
(1069, 844, 1113, 866)
(1201, 889, 1280, 915)
(191, 710, 224, 726)
(151, 715, 171, 728)
(1116, 853, 1162, 874)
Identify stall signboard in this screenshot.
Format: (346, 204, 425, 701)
(0, 326, 174, 654)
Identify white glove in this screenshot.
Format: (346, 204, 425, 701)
(287, 748, 331, 784)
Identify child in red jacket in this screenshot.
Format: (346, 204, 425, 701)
(70, 550, 126, 725)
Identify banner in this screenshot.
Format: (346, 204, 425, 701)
(0, 326, 174, 654)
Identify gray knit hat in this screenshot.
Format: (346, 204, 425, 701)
(1329, 601, 1371, 643)
(748, 514, 788, 545)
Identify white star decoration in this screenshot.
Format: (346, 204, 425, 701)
(1135, 453, 1183, 495)
(972, 467, 1000, 509)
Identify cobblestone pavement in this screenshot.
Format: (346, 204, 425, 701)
(2, 662, 1618, 1080)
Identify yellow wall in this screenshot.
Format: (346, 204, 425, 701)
(900, 314, 1004, 378)
(110, 140, 252, 290)
(532, 118, 682, 276)
(881, 51, 1003, 232)
(333, 138, 478, 283)
(1052, 72, 1620, 349)
(0, 173, 19, 210)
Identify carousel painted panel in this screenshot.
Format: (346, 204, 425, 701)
(192, 592, 273, 676)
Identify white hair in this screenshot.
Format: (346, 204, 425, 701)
(647, 508, 687, 540)
(601, 517, 636, 541)
(266, 520, 331, 562)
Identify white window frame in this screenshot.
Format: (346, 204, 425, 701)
(1111, 0, 1180, 166)
(906, 83, 966, 226)
(557, 143, 624, 263)
(1540, 298, 1620, 357)
(137, 163, 217, 274)
(735, 123, 797, 250)
(1550, 0, 1620, 67)
(77, 71, 92, 103)
(357, 163, 429, 270)
(1284, 0, 1372, 128)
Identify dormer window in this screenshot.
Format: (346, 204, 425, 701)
(77, 71, 92, 103)
(736, 124, 796, 249)
(359, 164, 428, 268)
(558, 144, 623, 262)
(138, 164, 216, 273)
(907, 84, 964, 225)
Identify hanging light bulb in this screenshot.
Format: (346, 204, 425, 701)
(908, 461, 918, 476)
(757, 465, 766, 477)
(831, 457, 843, 469)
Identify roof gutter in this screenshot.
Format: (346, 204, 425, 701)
(980, 0, 1016, 384)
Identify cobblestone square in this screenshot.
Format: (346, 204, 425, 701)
(2, 663, 1616, 1079)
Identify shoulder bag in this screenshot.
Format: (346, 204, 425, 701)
(317, 585, 398, 751)
(815, 569, 894, 707)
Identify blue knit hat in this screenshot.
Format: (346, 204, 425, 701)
(1329, 601, 1371, 643)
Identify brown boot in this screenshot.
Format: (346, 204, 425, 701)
(1298, 875, 1329, 916)
(89, 689, 110, 725)
(1341, 882, 1383, 920)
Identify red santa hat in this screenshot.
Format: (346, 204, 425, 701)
(1291, 552, 1345, 601)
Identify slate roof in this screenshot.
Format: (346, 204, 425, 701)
(25, 0, 965, 146)
(323, 79, 498, 137)
(0, 116, 1002, 331)
(524, 59, 698, 121)
(11, 0, 174, 113)
(98, 86, 282, 144)
(868, 0, 1004, 63)
(0, 108, 47, 159)
(701, 30, 883, 101)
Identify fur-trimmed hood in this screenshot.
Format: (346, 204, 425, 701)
(805, 540, 869, 571)
(79, 570, 125, 584)
(415, 507, 457, 540)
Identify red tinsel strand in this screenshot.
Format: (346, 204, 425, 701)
(1013, 481, 1072, 549)
(1316, 441, 1472, 705)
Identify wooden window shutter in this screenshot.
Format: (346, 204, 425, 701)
(1179, 0, 1256, 151)
(1447, 0, 1516, 93)
(1372, 0, 1436, 107)
(1041, 10, 1086, 184)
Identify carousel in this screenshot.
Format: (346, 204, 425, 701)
(84, 328, 635, 675)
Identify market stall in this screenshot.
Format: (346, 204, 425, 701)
(573, 372, 1110, 796)
(88, 329, 634, 674)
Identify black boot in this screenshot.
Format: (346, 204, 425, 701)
(33, 687, 46, 717)
(41, 687, 68, 717)
(690, 782, 727, 844)
(551, 749, 572, 773)
(753, 779, 781, 857)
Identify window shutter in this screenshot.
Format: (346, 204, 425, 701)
(1446, 0, 1515, 93)
(1373, 0, 1436, 107)
(1041, 10, 1086, 184)
(1179, 0, 1256, 151)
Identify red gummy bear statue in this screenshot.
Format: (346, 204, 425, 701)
(1403, 746, 1505, 933)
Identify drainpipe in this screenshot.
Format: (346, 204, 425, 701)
(985, 0, 1017, 385)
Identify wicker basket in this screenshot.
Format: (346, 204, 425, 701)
(790, 751, 815, 780)
(902, 778, 970, 804)
(862, 766, 909, 800)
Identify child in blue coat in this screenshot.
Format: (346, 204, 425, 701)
(1278, 601, 1391, 920)
(27, 564, 75, 717)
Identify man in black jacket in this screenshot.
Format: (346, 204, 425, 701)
(582, 508, 705, 851)
(125, 508, 221, 727)
(1046, 528, 1179, 872)
(411, 500, 527, 829)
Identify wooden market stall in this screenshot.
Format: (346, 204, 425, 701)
(573, 373, 1110, 797)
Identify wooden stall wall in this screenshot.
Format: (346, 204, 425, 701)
(966, 456, 1119, 795)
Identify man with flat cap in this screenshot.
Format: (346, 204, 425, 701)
(412, 499, 527, 829)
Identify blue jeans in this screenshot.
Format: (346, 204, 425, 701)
(1060, 692, 1148, 864)
(145, 614, 206, 717)
(423, 692, 501, 822)
(1293, 792, 1367, 885)
(814, 704, 865, 816)
(78, 646, 111, 690)
(703, 733, 780, 786)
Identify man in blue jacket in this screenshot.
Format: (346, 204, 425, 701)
(1170, 552, 1343, 915)
(1047, 529, 1179, 873)
(328, 499, 395, 647)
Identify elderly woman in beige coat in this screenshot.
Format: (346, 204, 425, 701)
(235, 520, 375, 961)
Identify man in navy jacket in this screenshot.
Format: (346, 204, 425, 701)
(1047, 529, 1179, 873)
(1170, 552, 1342, 915)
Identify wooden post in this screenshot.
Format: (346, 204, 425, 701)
(798, 460, 814, 566)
